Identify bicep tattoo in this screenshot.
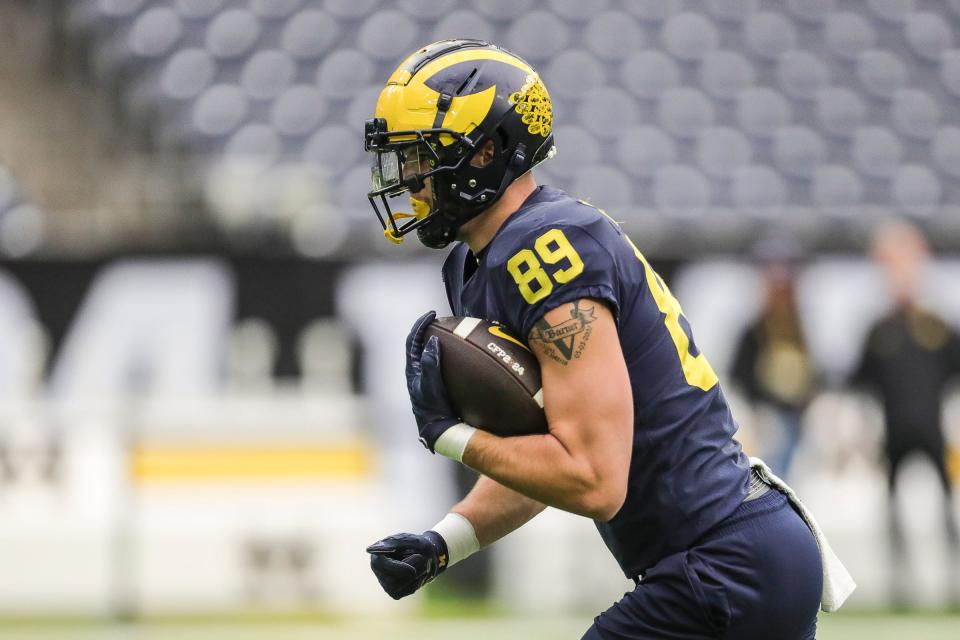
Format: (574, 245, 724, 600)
(528, 300, 597, 366)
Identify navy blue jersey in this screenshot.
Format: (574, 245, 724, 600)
(441, 186, 751, 578)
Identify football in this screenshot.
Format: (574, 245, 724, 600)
(424, 316, 548, 436)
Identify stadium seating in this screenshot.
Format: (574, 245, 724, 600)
(0, 166, 44, 258)
(61, 0, 960, 252)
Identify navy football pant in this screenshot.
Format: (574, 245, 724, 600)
(582, 490, 822, 640)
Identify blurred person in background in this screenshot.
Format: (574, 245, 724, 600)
(851, 221, 960, 608)
(732, 238, 817, 482)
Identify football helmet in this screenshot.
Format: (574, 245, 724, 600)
(365, 40, 556, 248)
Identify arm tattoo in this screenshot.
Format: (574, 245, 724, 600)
(529, 300, 597, 366)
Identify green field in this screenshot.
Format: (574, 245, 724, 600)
(0, 611, 956, 640)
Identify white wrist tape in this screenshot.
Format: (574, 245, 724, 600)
(434, 422, 477, 462)
(430, 512, 480, 567)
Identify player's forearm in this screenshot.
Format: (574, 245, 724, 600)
(450, 475, 546, 547)
(462, 426, 626, 521)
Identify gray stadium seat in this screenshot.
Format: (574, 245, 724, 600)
(240, 50, 296, 101)
(625, 0, 683, 23)
(662, 12, 720, 61)
(857, 50, 907, 98)
(192, 84, 248, 137)
(547, 0, 610, 22)
(659, 87, 715, 138)
(347, 86, 384, 130)
(891, 164, 942, 215)
(399, 0, 457, 19)
(430, 12, 496, 43)
(816, 88, 866, 137)
(358, 11, 420, 62)
(706, 0, 760, 23)
(270, 86, 327, 136)
(697, 127, 753, 178)
(851, 126, 903, 178)
(831, 94, 877, 140)
(824, 12, 876, 60)
(545, 51, 605, 100)
(128, 7, 182, 59)
(505, 11, 571, 62)
(786, 0, 835, 23)
(584, 12, 644, 60)
(0, 167, 16, 213)
(338, 165, 374, 209)
(160, 48, 216, 100)
(549, 125, 600, 178)
(579, 87, 639, 138)
(891, 89, 940, 139)
(317, 50, 376, 101)
(325, 0, 382, 20)
(617, 126, 676, 178)
(175, 0, 225, 20)
(905, 13, 953, 62)
(205, 9, 261, 60)
(653, 165, 711, 215)
(98, 0, 146, 18)
(700, 51, 755, 100)
(0, 203, 44, 258)
(942, 50, 960, 98)
(475, 0, 535, 21)
(281, 10, 339, 60)
(732, 165, 786, 210)
(571, 166, 632, 211)
(931, 126, 960, 177)
(736, 87, 791, 137)
(303, 125, 361, 174)
(774, 126, 826, 177)
(866, 0, 915, 24)
(225, 124, 280, 169)
(621, 50, 679, 99)
(743, 12, 797, 61)
(812, 164, 863, 211)
(249, 0, 304, 20)
(777, 50, 829, 100)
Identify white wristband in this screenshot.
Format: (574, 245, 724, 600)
(434, 422, 477, 462)
(429, 512, 480, 567)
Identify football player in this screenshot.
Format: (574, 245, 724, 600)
(364, 40, 851, 639)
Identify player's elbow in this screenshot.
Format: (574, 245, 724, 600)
(579, 481, 627, 522)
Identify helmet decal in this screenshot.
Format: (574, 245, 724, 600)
(510, 74, 552, 137)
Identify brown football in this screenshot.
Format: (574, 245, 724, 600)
(424, 316, 547, 436)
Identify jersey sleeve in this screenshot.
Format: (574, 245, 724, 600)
(495, 222, 622, 341)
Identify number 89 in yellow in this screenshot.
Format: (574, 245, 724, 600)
(506, 229, 585, 304)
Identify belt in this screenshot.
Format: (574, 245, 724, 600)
(743, 466, 771, 502)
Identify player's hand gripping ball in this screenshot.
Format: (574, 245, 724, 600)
(366, 531, 448, 599)
(405, 311, 547, 450)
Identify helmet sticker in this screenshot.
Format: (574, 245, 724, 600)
(509, 75, 552, 137)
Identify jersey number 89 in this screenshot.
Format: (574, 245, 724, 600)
(506, 228, 584, 304)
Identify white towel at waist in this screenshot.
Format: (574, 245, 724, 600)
(749, 457, 856, 613)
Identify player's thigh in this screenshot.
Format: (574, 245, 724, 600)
(580, 551, 720, 640)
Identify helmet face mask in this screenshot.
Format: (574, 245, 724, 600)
(365, 40, 556, 249)
(365, 117, 481, 247)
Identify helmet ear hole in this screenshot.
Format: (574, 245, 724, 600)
(496, 126, 510, 154)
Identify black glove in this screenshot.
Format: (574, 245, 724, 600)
(366, 531, 449, 600)
(406, 310, 460, 452)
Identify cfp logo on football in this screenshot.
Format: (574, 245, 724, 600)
(486, 342, 526, 377)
